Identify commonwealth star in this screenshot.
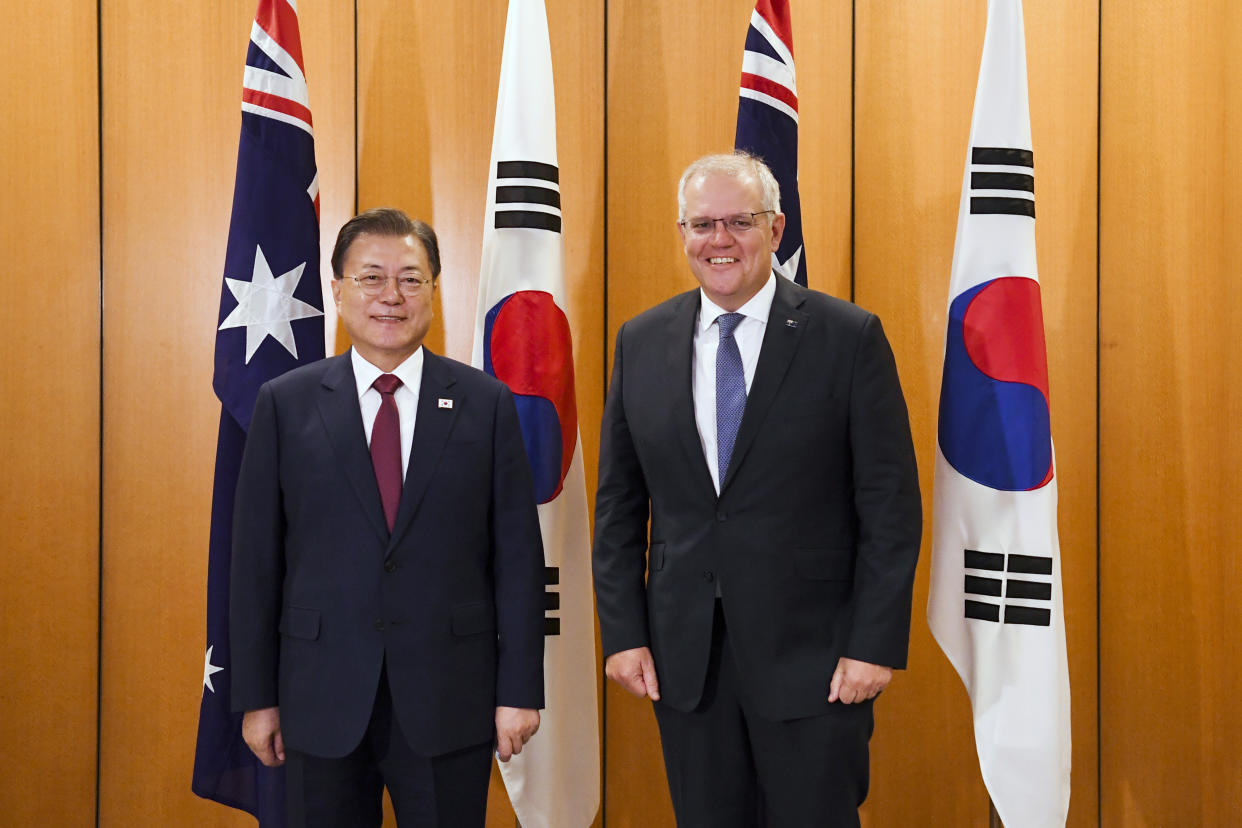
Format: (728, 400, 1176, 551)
(219, 244, 323, 363)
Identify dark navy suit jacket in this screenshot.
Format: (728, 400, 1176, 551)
(230, 349, 545, 758)
(593, 276, 922, 720)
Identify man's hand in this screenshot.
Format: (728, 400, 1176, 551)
(604, 646, 661, 701)
(828, 657, 892, 704)
(495, 707, 540, 762)
(242, 706, 286, 767)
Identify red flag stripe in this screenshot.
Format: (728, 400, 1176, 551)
(741, 73, 798, 112)
(242, 87, 314, 127)
(254, 0, 306, 75)
(756, 0, 794, 54)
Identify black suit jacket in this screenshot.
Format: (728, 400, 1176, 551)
(593, 276, 921, 720)
(230, 350, 545, 758)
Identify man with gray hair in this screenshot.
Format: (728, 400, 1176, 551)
(593, 153, 921, 826)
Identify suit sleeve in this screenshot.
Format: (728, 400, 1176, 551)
(592, 323, 654, 658)
(229, 382, 286, 712)
(844, 314, 923, 669)
(490, 385, 546, 709)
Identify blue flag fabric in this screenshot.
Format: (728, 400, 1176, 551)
(735, 0, 806, 286)
(193, 1, 324, 823)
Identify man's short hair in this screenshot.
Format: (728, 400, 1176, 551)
(331, 207, 442, 279)
(677, 151, 782, 219)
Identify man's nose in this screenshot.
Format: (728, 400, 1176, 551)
(378, 276, 404, 302)
(709, 219, 732, 244)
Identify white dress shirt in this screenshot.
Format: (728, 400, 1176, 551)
(350, 347, 424, 478)
(692, 273, 776, 494)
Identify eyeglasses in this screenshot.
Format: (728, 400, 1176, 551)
(343, 273, 433, 296)
(679, 211, 774, 236)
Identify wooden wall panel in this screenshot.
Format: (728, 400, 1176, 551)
(98, 1, 355, 824)
(604, 1, 851, 824)
(1100, 2, 1242, 825)
(855, 1, 1098, 825)
(854, 5, 983, 824)
(356, 1, 605, 823)
(0, 1, 100, 824)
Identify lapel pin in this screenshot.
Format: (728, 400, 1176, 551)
(785, 318, 798, 328)
(438, 398, 454, 409)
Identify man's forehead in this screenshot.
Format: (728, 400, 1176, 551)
(347, 233, 426, 266)
(685, 172, 762, 206)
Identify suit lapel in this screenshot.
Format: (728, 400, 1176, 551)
(666, 292, 716, 495)
(390, 351, 459, 545)
(317, 354, 390, 544)
(720, 277, 809, 494)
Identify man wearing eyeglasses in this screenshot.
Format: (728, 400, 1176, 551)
(593, 153, 921, 827)
(230, 208, 545, 826)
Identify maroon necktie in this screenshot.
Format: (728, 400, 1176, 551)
(370, 374, 403, 532)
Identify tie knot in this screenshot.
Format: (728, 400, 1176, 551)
(373, 374, 402, 395)
(716, 312, 745, 338)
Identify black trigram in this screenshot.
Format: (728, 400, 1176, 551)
(962, 548, 1053, 626)
(495, 160, 562, 233)
(969, 146, 1035, 218)
(543, 566, 561, 636)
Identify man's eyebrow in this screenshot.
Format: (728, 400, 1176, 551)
(355, 262, 423, 272)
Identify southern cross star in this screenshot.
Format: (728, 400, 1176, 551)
(773, 246, 803, 282)
(203, 645, 224, 693)
(219, 244, 323, 363)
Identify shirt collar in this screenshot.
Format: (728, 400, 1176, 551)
(350, 346, 424, 398)
(697, 271, 777, 333)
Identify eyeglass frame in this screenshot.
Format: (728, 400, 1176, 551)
(678, 210, 776, 236)
(339, 272, 435, 296)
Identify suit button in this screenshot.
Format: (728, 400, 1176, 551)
(373, 619, 385, 631)
(716, 511, 727, 522)
(702, 571, 714, 582)
(384, 560, 397, 573)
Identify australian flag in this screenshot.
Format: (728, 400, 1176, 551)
(192, 1, 324, 824)
(735, 0, 806, 286)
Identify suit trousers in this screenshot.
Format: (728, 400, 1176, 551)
(653, 602, 874, 828)
(284, 663, 493, 828)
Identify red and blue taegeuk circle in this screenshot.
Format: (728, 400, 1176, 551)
(938, 276, 1053, 491)
(483, 291, 578, 504)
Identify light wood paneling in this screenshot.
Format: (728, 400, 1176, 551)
(854, 2, 987, 818)
(1100, 2, 1242, 825)
(605, 1, 851, 824)
(98, 1, 355, 824)
(854, 1, 1098, 824)
(0, 1, 100, 824)
(356, 1, 605, 824)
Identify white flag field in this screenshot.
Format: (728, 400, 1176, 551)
(471, 0, 601, 825)
(927, 1, 1071, 827)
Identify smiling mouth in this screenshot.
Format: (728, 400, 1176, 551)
(372, 315, 406, 321)
(708, 257, 739, 265)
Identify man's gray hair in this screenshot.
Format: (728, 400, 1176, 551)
(677, 151, 782, 219)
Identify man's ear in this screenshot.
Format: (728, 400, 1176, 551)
(769, 212, 787, 251)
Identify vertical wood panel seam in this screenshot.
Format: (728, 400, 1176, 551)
(94, 0, 105, 824)
(1094, 1, 1103, 824)
(601, 5, 611, 828)
(353, 0, 360, 214)
(849, 0, 856, 303)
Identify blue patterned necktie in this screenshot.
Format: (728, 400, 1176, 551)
(715, 312, 746, 486)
